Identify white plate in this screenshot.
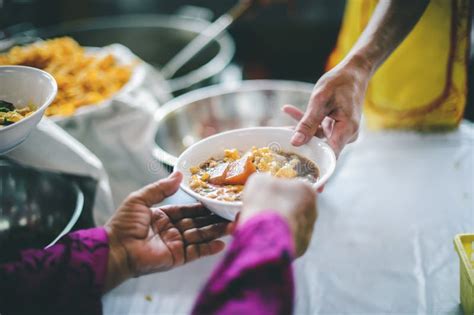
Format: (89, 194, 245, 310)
(174, 127, 336, 220)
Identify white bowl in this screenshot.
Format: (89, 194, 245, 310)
(174, 127, 336, 220)
(0, 66, 57, 154)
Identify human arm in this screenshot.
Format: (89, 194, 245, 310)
(104, 171, 229, 291)
(192, 174, 317, 314)
(284, 0, 429, 156)
(0, 228, 109, 315)
(0, 172, 229, 314)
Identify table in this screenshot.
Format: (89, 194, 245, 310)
(103, 121, 474, 314)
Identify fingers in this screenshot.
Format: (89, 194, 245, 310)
(175, 214, 227, 231)
(292, 93, 330, 146)
(283, 105, 332, 141)
(159, 203, 211, 221)
(185, 240, 225, 263)
(183, 222, 229, 244)
(132, 172, 183, 207)
(282, 104, 304, 121)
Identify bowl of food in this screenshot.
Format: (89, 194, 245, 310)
(0, 37, 149, 119)
(154, 80, 314, 168)
(0, 65, 57, 154)
(174, 127, 336, 220)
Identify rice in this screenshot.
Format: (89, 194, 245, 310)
(0, 37, 132, 117)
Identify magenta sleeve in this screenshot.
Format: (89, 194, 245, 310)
(0, 227, 109, 315)
(192, 212, 295, 315)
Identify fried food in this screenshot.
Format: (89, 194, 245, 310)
(0, 37, 132, 117)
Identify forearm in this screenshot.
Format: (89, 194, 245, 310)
(192, 212, 295, 315)
(103, 226, 131, 293)
(0, 228, 109, 315)
(342, 0, 429, 74)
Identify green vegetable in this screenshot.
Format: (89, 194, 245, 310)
(0, 100, 14, 111)
(1, 118, 13, 126)
(0, 107, 11, 113)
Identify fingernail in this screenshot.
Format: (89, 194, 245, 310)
(292, 132, 306, 145)
(170, 171, 181, 178)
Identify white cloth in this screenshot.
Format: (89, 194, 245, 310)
(54, 44, 173, 208)
(6, 118, 114, 225)
(103, 121, 474, 314)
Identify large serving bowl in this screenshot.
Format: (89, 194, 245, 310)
(24, 14, 235, 94)
(174, 127, 336, 220)
(47, 44, 155, 122)
(0, 66, 57, 154)
(153, 80, 314, 167)
(0, 159, 84, 262)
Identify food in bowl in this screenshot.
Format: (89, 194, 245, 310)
(189, 146, 319, 201)
(0, 100, 36, 128)
(175, 127, 336, 220)
(0, 37, 132, 117)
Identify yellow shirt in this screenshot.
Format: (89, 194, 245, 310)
(327, 0, 471, 130)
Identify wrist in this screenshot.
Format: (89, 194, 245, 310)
(104, 227, 132, 292)
(238, 207, 276, 228)
(236, 209, 297, 257)
(238, 206, 262, 227)
(341, 53, 375, 77)
(238, 208, 297, 238)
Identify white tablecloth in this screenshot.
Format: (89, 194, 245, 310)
(103, 121, 474, 314)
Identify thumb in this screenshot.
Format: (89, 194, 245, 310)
(291, 94, 329, 146)
(134, 171, 183, 207)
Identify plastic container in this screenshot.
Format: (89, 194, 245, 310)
(454, 234, 474, 315)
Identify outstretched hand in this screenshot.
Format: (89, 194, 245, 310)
(283, 59, 371, 157)
(104, 172, 229, 291)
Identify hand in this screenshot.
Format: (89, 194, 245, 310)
(104, 172, 229, 291)
(283, 58, 371, 157)
(239, 173, 317, 257)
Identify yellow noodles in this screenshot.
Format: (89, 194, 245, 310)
(0, 37, 132, 117)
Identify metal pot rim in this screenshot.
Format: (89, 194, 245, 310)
(44, 182, 84, 248)
(152, 79, 315, 166)
(0, 161, 85, 249)
(26, 14, 236, 92)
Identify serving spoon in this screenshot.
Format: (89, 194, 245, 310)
(160, 0, 254, 80)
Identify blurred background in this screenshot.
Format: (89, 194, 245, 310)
(0, 0, 472, 120)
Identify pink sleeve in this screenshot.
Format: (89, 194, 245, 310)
(0, 227, 109, 315)
(192, 212, 295, 315)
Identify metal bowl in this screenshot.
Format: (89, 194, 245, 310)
(153, 80, 314, 167)
(0, 160, 84, 262)
(23, 14, 235, 94)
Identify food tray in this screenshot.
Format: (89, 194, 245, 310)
(454, 234, 474, 315)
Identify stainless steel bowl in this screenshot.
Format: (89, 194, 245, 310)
(23, 14, 235, 94)
(0, 160, 84, 261)
(153, 80, 314, 167)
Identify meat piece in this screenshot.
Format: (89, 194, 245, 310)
(224, 155, 256, 185)
(208, 162, 230, 185)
